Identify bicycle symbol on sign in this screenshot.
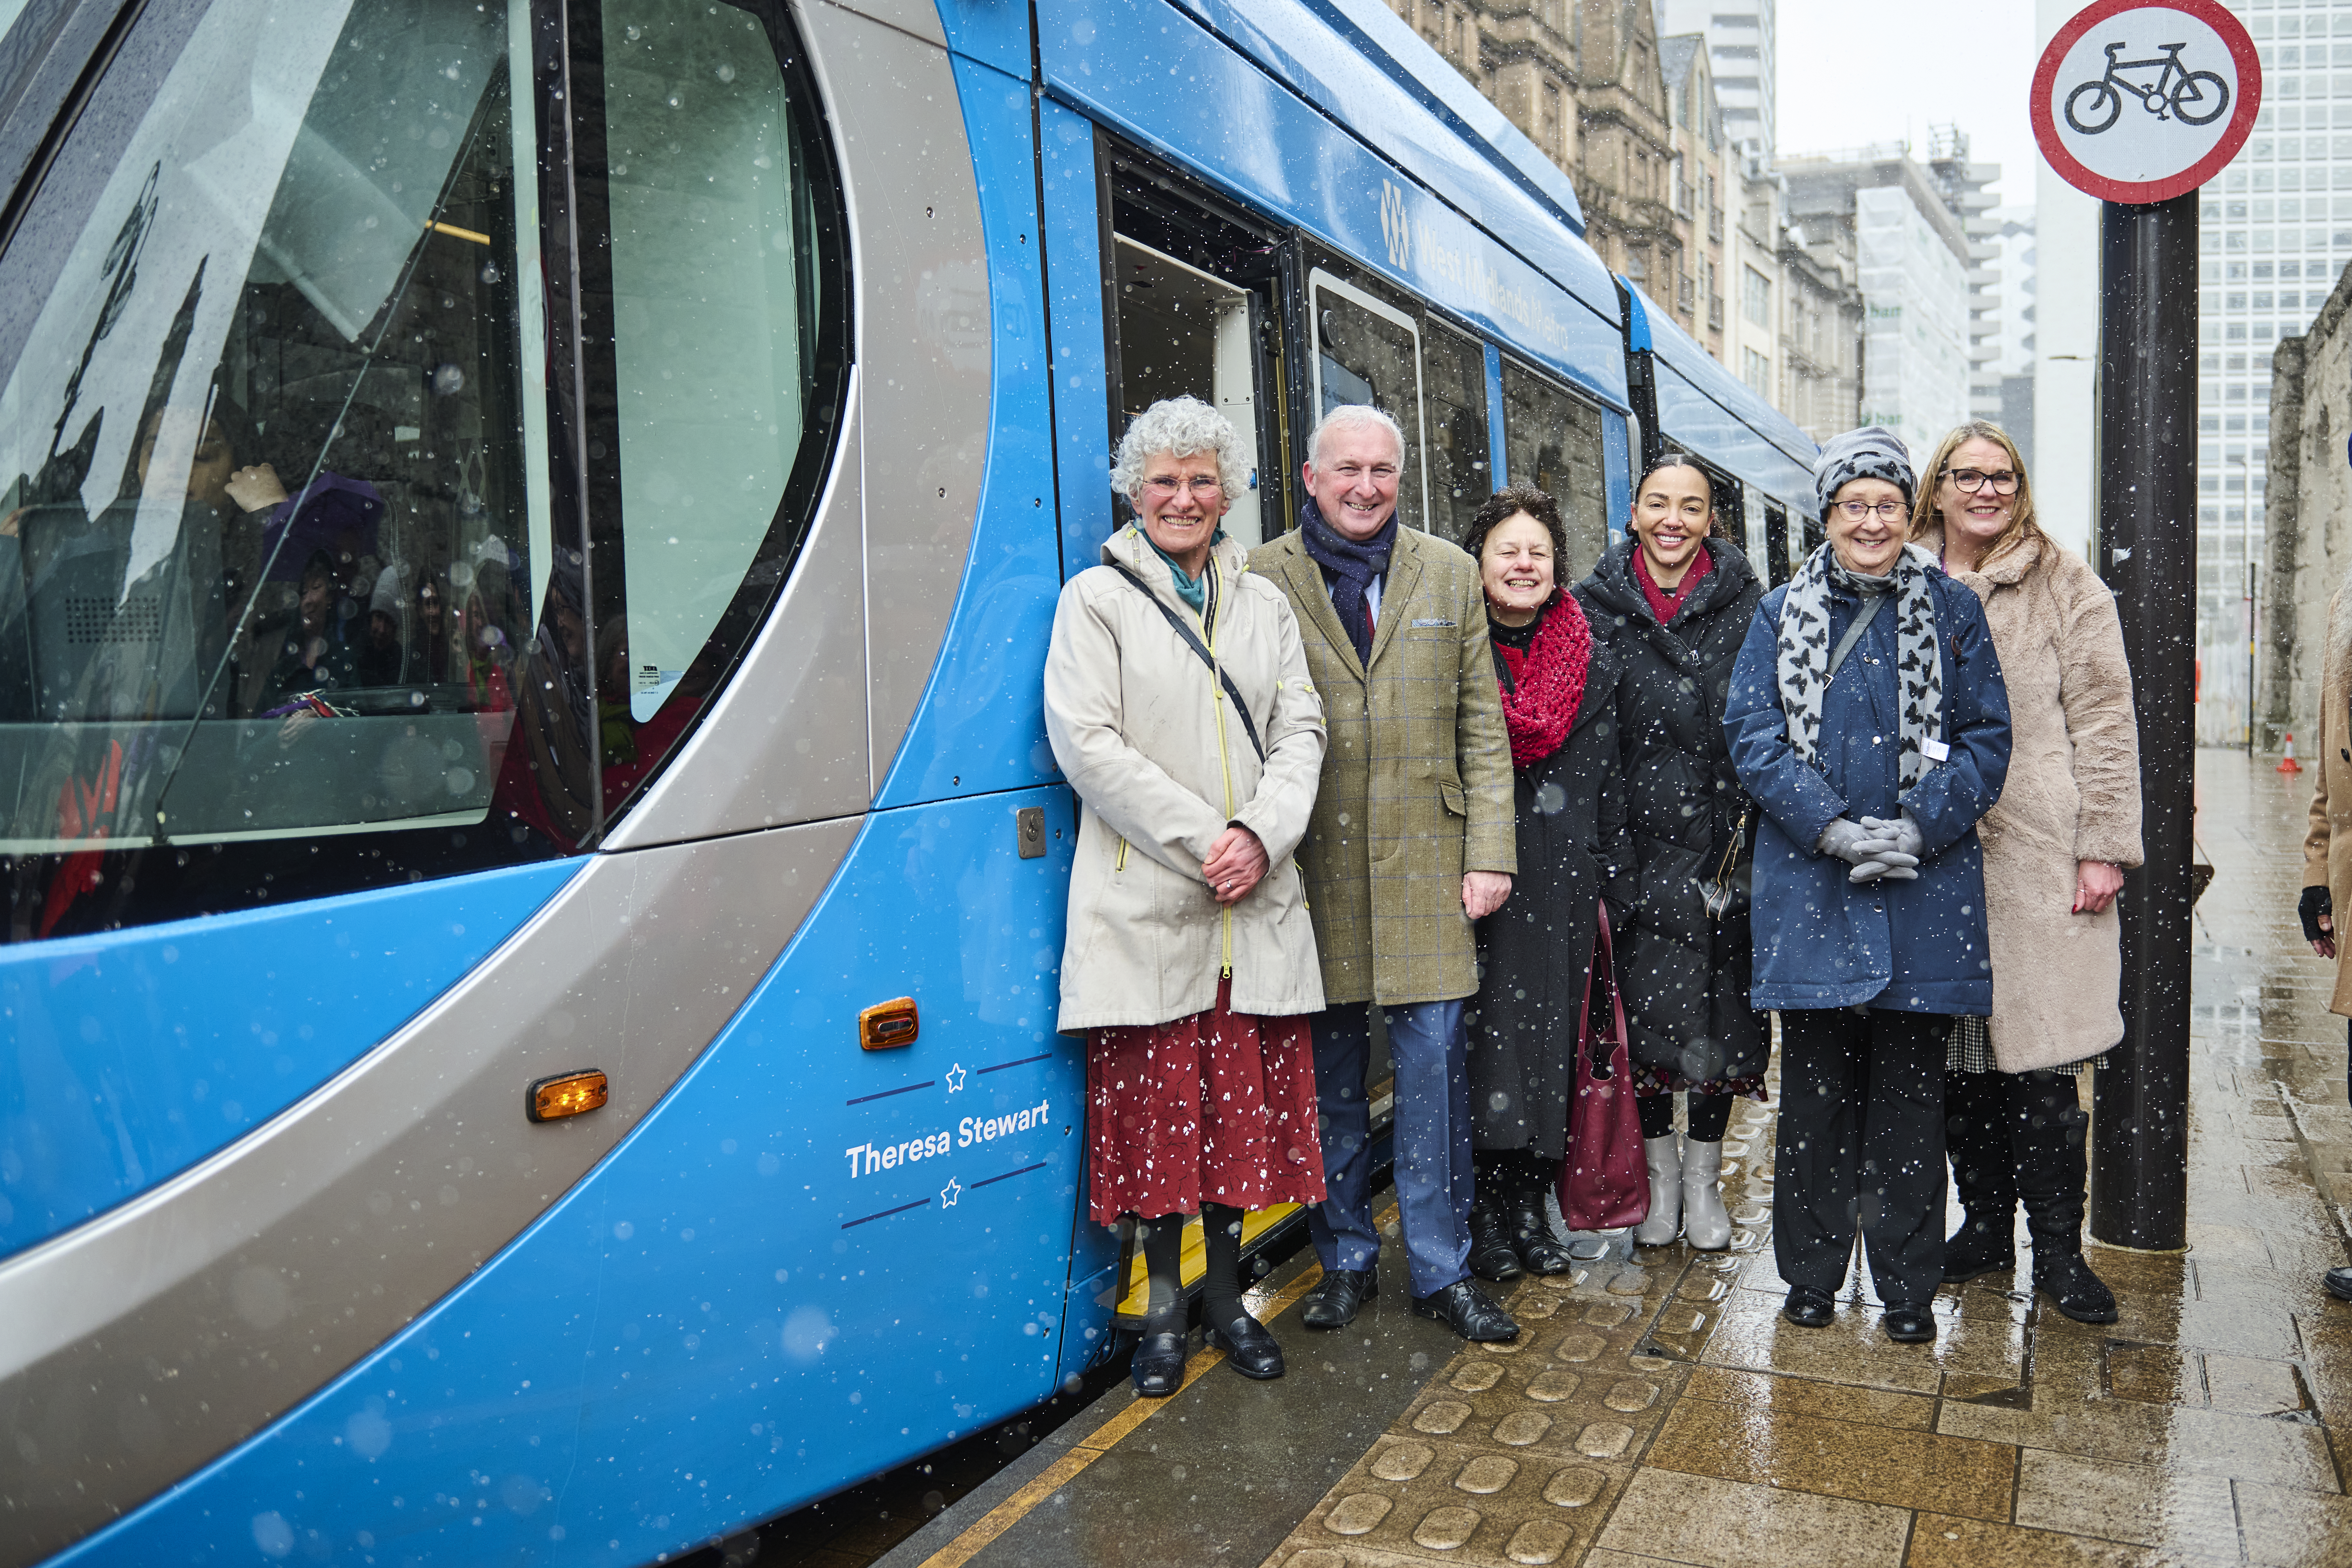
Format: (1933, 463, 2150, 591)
(2064, 39, 2230, 134)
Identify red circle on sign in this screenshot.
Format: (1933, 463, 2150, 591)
(2031, 0, 2261, 205)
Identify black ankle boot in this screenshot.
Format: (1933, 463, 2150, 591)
(1507, 1195, 1574, 1275)
(1467, 1202, 1524, 1282)
(1943, 1068, 2019, 1284)
(2012, 1072, 2119, 1324)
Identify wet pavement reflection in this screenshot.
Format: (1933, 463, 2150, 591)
(879, 751, 2352, 1568)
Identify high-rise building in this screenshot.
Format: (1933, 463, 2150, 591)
(1925, 127, 2005, 424)
(1989, 206, 2036, 468)
(1660, 0, 1774, 159)
(2036, 0, 2345, 745)
(1782, 151, 1974, 451)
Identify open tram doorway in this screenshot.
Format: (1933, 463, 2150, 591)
(1100, 143, 1287, 548)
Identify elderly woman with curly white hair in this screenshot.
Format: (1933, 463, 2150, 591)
(1045, 396, 1331, 1399)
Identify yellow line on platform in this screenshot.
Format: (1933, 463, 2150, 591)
(917, 1204, 1393, 1568)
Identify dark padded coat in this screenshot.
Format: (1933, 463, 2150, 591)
(1464, 592, 1634, 1160)
(1724, 560, 2012, 1014)
(1578, 537, 1767, 1089)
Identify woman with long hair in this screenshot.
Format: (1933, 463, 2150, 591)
(1914, 419, 2140, 1324)
(1578, 455, 1765, 1251)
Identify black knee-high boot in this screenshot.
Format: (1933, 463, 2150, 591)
(1129, 1213, 1189, 1397)
(1199, 1201, 1247, 1335)
(2013, 1072, 2118, 1323)
(1502, 1150, 1573, 1275)
(1943, 1069, 2019, 1283)
(1200, 1201, 1284, 1378)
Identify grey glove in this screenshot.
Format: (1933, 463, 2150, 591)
(1816, 817, 1879, 871)
(1853, 811, 1924, 882)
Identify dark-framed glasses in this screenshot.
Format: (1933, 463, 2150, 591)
(1944, 467, 2020, 495)
(1834, 499, 1906, 522)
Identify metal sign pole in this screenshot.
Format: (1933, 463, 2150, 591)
(2091, 191, 2197, 1251)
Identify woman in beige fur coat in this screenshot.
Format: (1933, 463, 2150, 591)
(2295, 582, 2352, 1304)
(1914, 421, 2143, 1325)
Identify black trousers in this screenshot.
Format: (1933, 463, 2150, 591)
(1774, 1008, 1949, 1306)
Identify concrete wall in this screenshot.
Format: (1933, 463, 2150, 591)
(2261, 272, 2352, 754)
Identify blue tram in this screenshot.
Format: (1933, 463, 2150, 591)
(0, 0, 1814, 1562)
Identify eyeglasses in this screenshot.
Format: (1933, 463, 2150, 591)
(1143, 477, 1224, 499)
(1943, 467, 2020, 496)
(1834, 500, 1907, 523)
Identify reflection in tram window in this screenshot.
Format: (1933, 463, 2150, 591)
(1499, 358, 1608, 582)
(1421, 321, 1491, 545)
(0, 0, 560, 936)
(1109, 237, 1267, 544)
(1310, 272, 1427, 532)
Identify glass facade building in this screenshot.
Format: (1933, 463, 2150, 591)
(2200, 0, 2344, 745)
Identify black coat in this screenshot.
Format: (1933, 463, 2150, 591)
(1577, 537, 1766, 1090)
(1465, 593, 1632, 1159)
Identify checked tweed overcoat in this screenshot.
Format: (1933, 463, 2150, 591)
(1251, 525, 1517, 1007)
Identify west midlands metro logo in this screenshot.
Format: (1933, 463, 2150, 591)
(1380, 180, 1412, 272)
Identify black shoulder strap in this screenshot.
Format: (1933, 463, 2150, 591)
(1103, 560, 1266, 763)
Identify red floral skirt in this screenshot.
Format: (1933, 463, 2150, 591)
(1084, 976, 1327, 1224)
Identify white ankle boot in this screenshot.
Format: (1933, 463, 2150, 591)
(1634, 1135, 1683, 1245)
(1681, 1138, 1731, 1250)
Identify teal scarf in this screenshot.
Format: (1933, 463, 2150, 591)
(1143, 527, 1226, 612)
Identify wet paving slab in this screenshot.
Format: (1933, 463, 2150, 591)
(889, 752, 2352, 1568)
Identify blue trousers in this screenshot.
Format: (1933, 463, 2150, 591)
(1307, 998, 1473, 1299)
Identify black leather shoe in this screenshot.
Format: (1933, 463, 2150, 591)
(1205, 1314, 1284, 1379)
(1882, 1303, 1936, 1343)
(1782, 1286, 1834, 1328)
(2032, 1247, 2120, 1324)
(1508, 1198, 1576, 1276)
(1467, 1204, 1524, 1282)
(1301, 1267, 1376, 1330)
(1129, 1330, 1188, 1397)
(2327, 1266, 2352, 1302)
(1411, 1279, 1519, 1342)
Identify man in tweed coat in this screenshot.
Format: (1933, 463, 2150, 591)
(1250, 405, 1520, 1342)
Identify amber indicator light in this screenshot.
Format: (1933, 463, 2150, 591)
(859, 998, 919, 1050)
(528, 1069, 609, 1123)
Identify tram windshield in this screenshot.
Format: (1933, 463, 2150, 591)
(0, 0, 546, 862)
(0, 0, 838, 929)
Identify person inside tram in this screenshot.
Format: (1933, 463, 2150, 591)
(1577, 455, 1767, 1253)
(1723, 425, 2012, 1344)
(1251, 405, 1523, 1346)
(1455, 484, 1627, 1281)
(1916, 420, 2140, 1326)
(2294, 579, 2352, 1306)
(263, 549, 361, 700)
(358, 562, 408, 687)
(1043, 396, 1331, 1397)
(409, 570, 456, 686)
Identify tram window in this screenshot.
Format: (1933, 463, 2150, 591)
(599, 0, 825, 718)
(1309, 272, 1427, 532)
(1109, 236, 1266, 544)
(1498, 360, 1607, 581)
(1420, 321, 1491, 545)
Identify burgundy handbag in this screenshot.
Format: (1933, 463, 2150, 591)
(1558, 902, 1650, 1232)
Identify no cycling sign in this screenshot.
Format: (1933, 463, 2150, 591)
(2033, 0, 2262, 205)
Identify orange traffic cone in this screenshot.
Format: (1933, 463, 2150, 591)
(2279, 732, 2304, 774)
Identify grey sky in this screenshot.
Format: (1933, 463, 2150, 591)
(1777, 0, 2043, 207)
